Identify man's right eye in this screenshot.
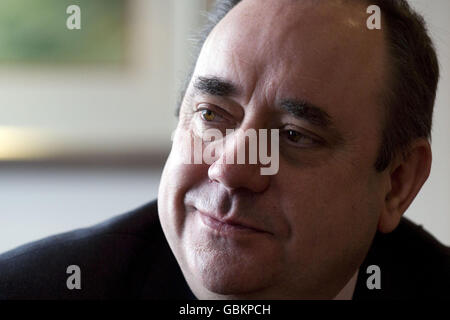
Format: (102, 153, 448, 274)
(200, 109, 217, 122)
(194, 104, 236, 133)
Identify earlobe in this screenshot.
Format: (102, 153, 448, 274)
(377, 139, 432, 234)
(378, 195, 402, 233)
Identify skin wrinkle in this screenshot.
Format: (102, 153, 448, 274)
(232, 52, 257, 107)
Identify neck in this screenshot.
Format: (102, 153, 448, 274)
(333, 269, 359, 300)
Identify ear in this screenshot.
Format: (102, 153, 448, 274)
(378, 139, 432, 233)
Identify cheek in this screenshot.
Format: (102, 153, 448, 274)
(158, 130, 208, 239)
(274, 161, 380, 281)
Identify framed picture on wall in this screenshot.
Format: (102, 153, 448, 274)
(0, 0, 126, 65)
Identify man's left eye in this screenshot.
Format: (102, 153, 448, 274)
(283, 129, 318, 146)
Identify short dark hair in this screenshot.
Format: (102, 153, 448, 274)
(176, 0, 440, 172)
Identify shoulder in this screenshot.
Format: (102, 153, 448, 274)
(380, 217, 450, 280)
(0, 200, 161, 260)
(355, 217, 450, 299)
(0, 200, 192, 299)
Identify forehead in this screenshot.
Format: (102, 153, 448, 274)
(193, 0, 387, 139)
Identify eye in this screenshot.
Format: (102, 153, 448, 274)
(282, 129, 318, 147)
(200, 109, 217, 122)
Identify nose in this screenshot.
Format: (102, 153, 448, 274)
(207, 129, 271, 193)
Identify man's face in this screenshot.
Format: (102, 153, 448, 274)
(158, 0, 388, 299)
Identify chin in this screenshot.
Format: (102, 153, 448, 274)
(199, 271, 265, 296)
(186, 245, 278, 297)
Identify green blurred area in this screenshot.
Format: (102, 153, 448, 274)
(0, 0, 126, 65)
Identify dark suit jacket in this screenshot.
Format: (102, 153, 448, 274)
(1, 199, 449, 299)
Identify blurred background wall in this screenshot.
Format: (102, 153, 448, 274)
(0, 0, 448, 253)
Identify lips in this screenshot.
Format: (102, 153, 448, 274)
(197, 210, 270, 234)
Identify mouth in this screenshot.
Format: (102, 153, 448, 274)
(197, 210, 270, 235)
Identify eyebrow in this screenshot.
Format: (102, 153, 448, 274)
(280, 99, 332, 128)
(192, 76, 333, 129)
(193, 76, 239, 97)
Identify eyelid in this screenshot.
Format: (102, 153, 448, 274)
(196, 103, 234, 122)
(282, 126, 326, 147)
